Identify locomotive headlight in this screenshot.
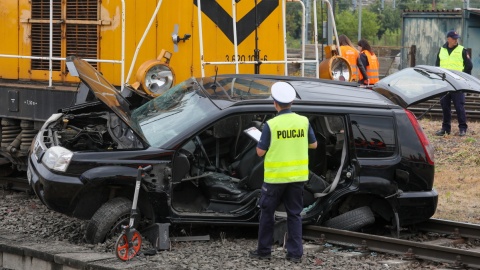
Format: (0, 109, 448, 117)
(42, 146, 73, 172)
(143, 63, 174, 95)
(330, 57, 351, 81)
(319, 55, 353, 82)
(133, 50, 175, 97)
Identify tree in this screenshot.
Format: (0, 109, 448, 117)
(335, 8, 380, 43)
(286, 2, 303, 40)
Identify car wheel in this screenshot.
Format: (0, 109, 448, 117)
(323, 206, 375, 231)
(84, 197, 135, 244)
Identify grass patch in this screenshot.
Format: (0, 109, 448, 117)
(419, 118, 480, 224)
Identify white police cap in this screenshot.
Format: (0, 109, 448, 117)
(271, 82, 296, 103)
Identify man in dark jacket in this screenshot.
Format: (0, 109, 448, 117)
(435, 30, 473, 136)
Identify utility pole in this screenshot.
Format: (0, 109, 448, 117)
(358, 0, 362, 41)
(305, 0, 311, 44)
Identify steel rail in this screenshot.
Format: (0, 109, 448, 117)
(415, 218, 480, 240)
(304, 225, 480, 269)
(0, 176, 31, 192)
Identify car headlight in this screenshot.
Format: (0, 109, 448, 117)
(42, 146, 73, 172)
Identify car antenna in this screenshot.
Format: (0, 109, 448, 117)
(211, 66, 219, 91)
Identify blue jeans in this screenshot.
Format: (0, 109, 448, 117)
(440, 92, 467, 132)
(257, 181, 304, 258)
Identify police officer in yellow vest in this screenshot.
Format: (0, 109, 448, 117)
(249, 82, 317, 263)
(435, 30, 473, 137)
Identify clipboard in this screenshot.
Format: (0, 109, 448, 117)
(244, 126, 262, 142)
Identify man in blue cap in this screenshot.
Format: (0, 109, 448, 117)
(249, 82, 317, 263)
(435, 29, 473, 136)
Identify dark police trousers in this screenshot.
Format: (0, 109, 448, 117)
(440, 92, 467, 132)
(257, 181, 304, 258)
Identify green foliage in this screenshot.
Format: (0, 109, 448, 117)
(335, 9, 380, 44)
(334, 10, 357, 40)
(286, 32, 301, 49)
(286, 2, 303, 40)
(376, 29, 401, 46)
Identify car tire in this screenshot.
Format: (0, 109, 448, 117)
(323, 206, 375, 231)
(84, 197, 134, 244)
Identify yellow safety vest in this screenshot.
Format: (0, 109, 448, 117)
(439, 45, 464, 71)
(264, 113, 309, 184)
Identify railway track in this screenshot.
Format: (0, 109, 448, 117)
(408, 95, 480, 120)
(1, 187, 479, 269)
(0, 175, 30, 193)
(304, 219, 480, 269)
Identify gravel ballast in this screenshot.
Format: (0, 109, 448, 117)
(0, 191, 453, 270)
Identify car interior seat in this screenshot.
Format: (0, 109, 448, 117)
(308, 132, 327, 177)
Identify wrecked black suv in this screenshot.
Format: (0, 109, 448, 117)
(30, 56, 479, 244)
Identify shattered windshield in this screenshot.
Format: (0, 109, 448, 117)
(131, 78, 218, 147)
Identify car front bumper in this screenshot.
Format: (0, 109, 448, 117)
(28, 155, 84, 217)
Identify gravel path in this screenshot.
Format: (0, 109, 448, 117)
(0, 191, 451, 270)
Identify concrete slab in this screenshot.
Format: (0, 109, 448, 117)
(54, 252, 116, 269)
(85, 257, 148, 270)
(24, 257, 53, 270)
(2, 253, 24, 270)
(0, 240, 26, 256)
(21, 241, 91, 262)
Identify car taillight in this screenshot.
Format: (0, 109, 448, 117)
(404, 109, 434, 165)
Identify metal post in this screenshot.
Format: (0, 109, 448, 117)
(358, 0, 362, 41)
(305, 0, 311, 44)
(313, 0, 319, 78)
(282, 0, 287, 75)
(254, 0, 260, 74)
(49, 0, 53, 87)
(125, 0, 164, 85)
(233, 0, 239, 74)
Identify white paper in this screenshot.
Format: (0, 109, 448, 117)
(244, 126, 262, 142)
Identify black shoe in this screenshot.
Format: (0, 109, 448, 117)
(435, 129, 450, 136)
(249, 250, 271, 260)
(286, 254, 302, 263)
(459, 130, 466, 136)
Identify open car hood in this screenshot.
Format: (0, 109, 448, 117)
(373, 65, 480, 108)
(66, 56, 132, 123)
(65, 56, 149, 143)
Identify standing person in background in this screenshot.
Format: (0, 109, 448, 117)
(435, 30, 473, 137)
(338, 34, 368, 84)
(249, 82, 317, 263)
(357, 39, 380, 85)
